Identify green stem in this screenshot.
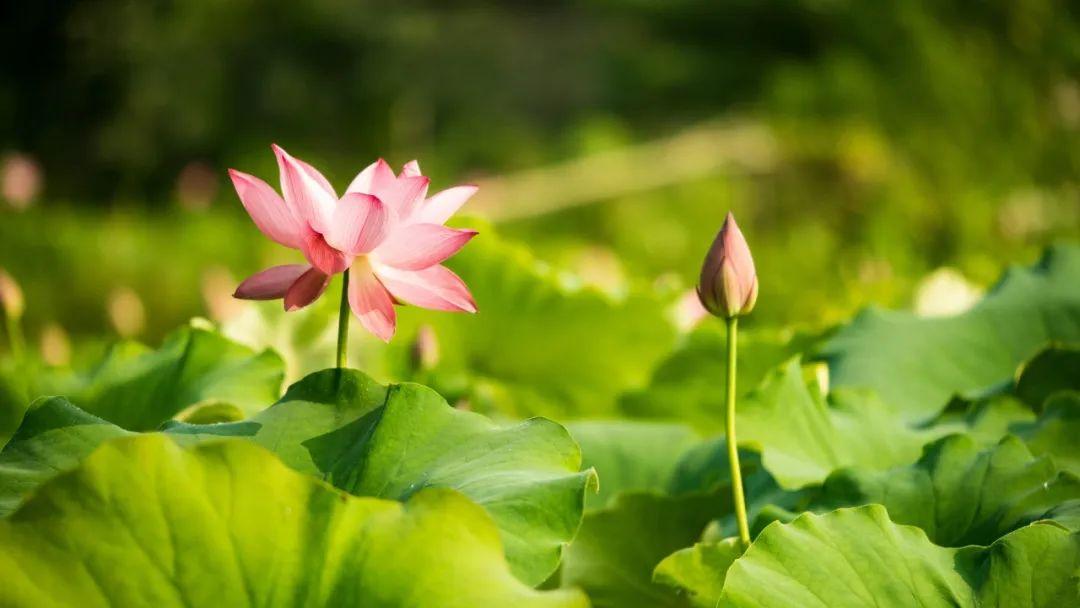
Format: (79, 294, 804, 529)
(4, 311, 25, 363)
(726, 315, 751, 549)
(336, 269, 350, 369)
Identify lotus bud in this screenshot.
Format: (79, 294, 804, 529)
(697, 212, 758, 319)
(0, 269, 24, 320)
(410, 325, 440, 372)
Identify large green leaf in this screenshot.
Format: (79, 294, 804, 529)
(733, 358, 934, 488)
(621, 354, 951, 491)
(390, 231, 680, 418)
(661, 505, 1080, 607)
(0, 435, 587, 607)
(820, 244, 1080, 422)
(806, 434, 1080, 545)
(0, 398, 129, 515)
(0, 369, 594, 586)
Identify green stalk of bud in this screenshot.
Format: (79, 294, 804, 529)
(697, 212, 757, 550)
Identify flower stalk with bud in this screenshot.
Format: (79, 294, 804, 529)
(697, 212, 757, 550)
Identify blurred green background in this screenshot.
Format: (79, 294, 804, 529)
(1, 0, 1078, 358)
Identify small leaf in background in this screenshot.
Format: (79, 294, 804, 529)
(391, 231, 681, 418)
(70, 323, 284, 429)
(2, 323, 285, 431)
(619, 325, 819, 431)
(652, 537, 742, 608)
(568, 420, 700, 509)
(0, 435, 588, 608)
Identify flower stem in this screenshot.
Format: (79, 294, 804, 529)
(3, 311, 25, 363)
(726, 315, 751, 549)
(336, 269, 350, 369)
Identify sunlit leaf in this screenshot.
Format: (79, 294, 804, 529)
(0, 435, 588, 607)
(0, 369, 595, 586)
(664, 505, 1080, 607)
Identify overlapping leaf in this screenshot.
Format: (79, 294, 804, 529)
(0, 323, 284, 434)
(732, 358, 935, 488)
(820, 244, 1080, 422)
(1013, 391, 1080, 477)
(658, 505, 1080, 608)
(788, 434, 1080, 546)
(0, 435, 588, 607)
(559, 420, 801, 608)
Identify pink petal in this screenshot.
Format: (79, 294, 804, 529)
(348, 266, 397, 342)
(228, 169, 303, 248)
(375, 264, 477, 313)
(401, 160, 422, 178)
(346, 158, 397, 196)
(719, 211, 756, 296)
(302, 228, 350, 275)
(233, 264, 310, 300)
(284, 267, 331, 311)
(385, 175, 430, 221)
(325, 193, 389, 255)
(272, 144, 336, 233)
(415, 185, 478, 225)
(373, 223, 477, 271)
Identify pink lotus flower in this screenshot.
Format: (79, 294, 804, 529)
(697, 212, 758, 318)
(230, 145, 478, 341)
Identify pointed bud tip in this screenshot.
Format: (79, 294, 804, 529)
(411, 325, 441, 371)
(697, 211, 757, 318)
